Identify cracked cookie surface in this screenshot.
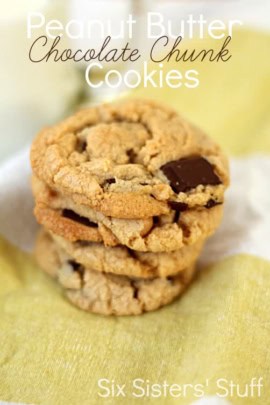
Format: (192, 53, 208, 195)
(34, 197, 223, 252)
(36, 230, 196, 316)
(49, 230, 204, 278)
(31, 99, 229, 219)
(32, 175, 223, 252)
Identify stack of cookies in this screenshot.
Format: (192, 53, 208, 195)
(31, 99, 229, 316)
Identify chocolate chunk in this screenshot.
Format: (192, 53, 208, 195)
(76, 139, 87, 153)
(168, 201, 188, 222)
(133, 289, 139, 299)
(168, 201, 188, 211)
(132, 284, 139, 299)
(77, 240, 91, 247)
(173, 210, 181, 223)
(68, 260, 84, 278)
(129, 280, 139, 299)
(62, 209, 98, 228)
(127, 248, 137, 259)
(205, 199, 222, 209)
(106, 178, 116, 185)
(127, 148, 137, 163)
(49, 189, 58, 198)
(161, 156, 221, 193)
(68, 260, 81, 272)
(166, 276, 175, 284)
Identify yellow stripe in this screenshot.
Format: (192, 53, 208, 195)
(131, 29, 270, 156)
(0, 237, 270, 404)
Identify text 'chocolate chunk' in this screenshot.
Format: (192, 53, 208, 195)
(161, 156, 221, 193)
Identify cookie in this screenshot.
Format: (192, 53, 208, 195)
(34, 203, 152, 247)
(33, 176, 223, 252)
(30, 99, 229, 219)
(50, 231, 204, 278)
(36, 230, 196, 315)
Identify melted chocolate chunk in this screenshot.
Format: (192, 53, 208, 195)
(127, 248, 137, 259)
(62, 209, 98, 228)
(106, 178, 116, 185)
(166, 276, 175, 284)
(130, 280, 139, 299)
(68, 260, 81, 272)
(174, 211, 181, 223)
(49, 189, 58, 198)
(68, 260, 84, 278)
(77, 240, 91, 247)
(168, 201, 188, 223)
(127, 148, 137, 163)
(168, 201, 188, 211)
(205, 199, 222, 209)
(76, 139, 87, 153)
(133, 285, 139, 299)
(161, 156, 221, 193)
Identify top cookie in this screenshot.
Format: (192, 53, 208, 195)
(31, 99, 229, 219)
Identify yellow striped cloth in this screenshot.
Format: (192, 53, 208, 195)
(0, 29, 270, 405)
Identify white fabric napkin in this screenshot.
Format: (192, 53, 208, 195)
(0, 147, 38, 251)
(0, 148, 269, 266)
